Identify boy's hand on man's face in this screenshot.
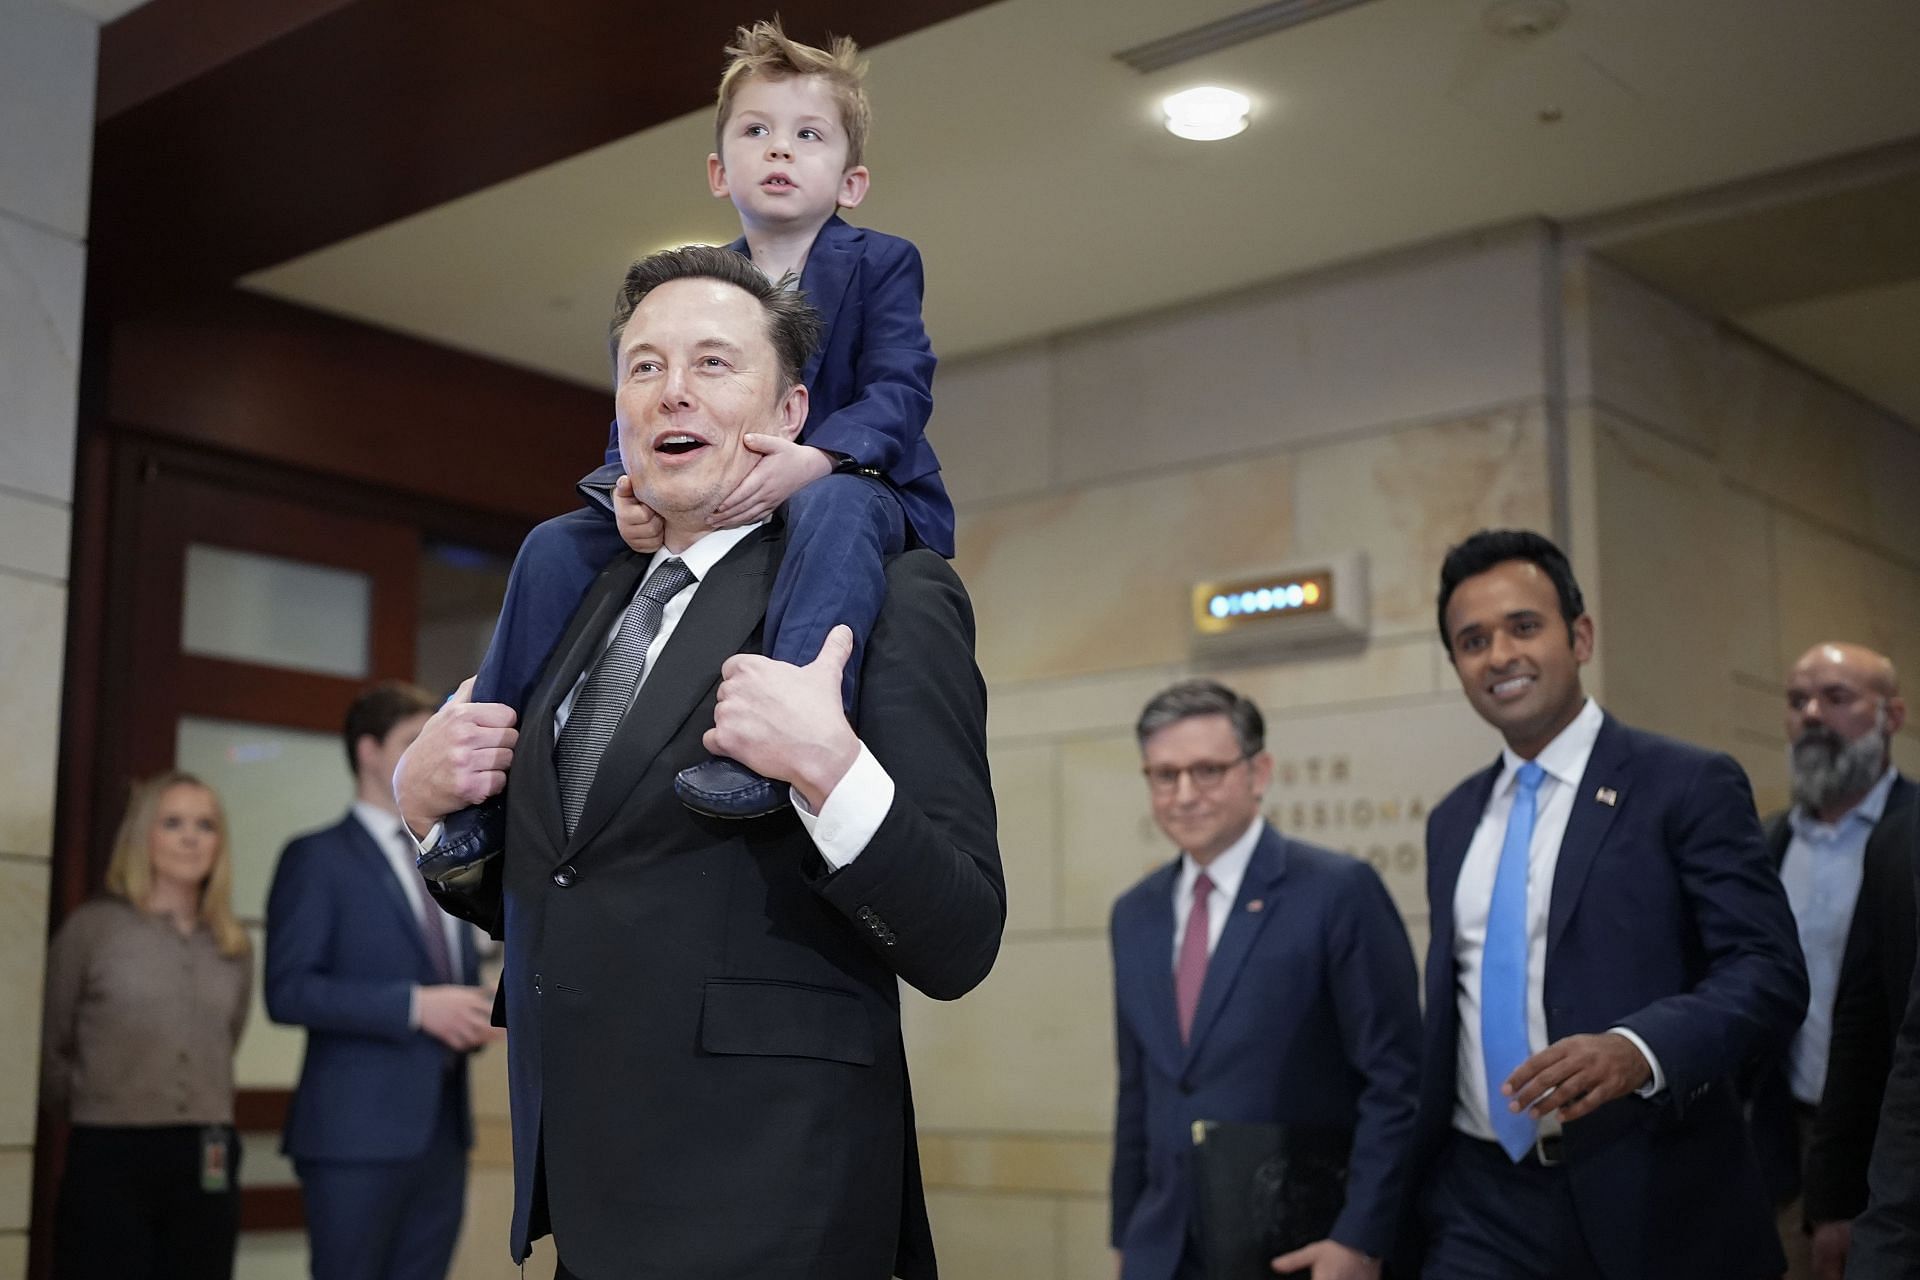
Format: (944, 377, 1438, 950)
(613, 474, 664, 553)
(709, 436, 833, 528)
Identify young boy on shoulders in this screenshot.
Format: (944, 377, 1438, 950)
(422, 19, 952, 882)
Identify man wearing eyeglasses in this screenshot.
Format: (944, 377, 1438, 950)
(1108, 679, 1421, 1280)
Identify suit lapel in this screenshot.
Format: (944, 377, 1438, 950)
(520, 552, 650, 861)
(796, 217, 857, 388)
(1182, 826, 1286, 1069)
(1546, 715, 1631, 957)
(1132, 860, 1181, 1068)
(567, 527, 780, 852)
(340, 815, 435, 975)
(1432, 760, 1502, 940)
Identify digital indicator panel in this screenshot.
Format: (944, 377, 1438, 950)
(1193, 569, 1336, 634)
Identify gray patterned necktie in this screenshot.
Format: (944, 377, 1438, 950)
(555, 557, 694, 835)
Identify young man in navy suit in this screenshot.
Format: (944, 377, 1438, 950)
(266, 682, 490, 1280)
(1411, 529, 1808, 1280)
(1109, 680, 1421, 1280)
(422, 19, 951, 880)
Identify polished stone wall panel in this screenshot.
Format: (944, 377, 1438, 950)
(0, 0, 95, 240)
(933, 343, 1057, 508)
(0, 212, 85, 504)
(0, 858, 51, 1147)
(1292, 404, 1552, 637)
(1047, 228, 1550, 489)
(902, 936, 1115, 1135)
(954, 453, 1296, 686)
(0, 577, 66, 861)
(989, 741, 1061, 935)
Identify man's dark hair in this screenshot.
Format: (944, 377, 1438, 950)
(343, 680, 437, 777)
(607, 244, 826, 390)
(1135, 679, 1265, 758)
(1436, 528, 1586, 652)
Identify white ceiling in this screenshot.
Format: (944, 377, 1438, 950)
(245, 0, 1920, 404)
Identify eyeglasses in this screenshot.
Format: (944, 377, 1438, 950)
(1142, 755, 1252, 793)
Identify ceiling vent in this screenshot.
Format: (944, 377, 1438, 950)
(1114, 0, 1385, 74)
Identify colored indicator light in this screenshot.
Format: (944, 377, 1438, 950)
(1303, 581, 1321, 605)
(1285, 584, 1305, 607)
(1210, 595, 1230, 619)
(1256, 588, 1273, 610)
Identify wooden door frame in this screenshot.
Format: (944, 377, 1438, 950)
(35, 426, 532, 1272)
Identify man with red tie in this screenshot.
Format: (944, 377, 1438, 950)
(1108, 679, 1421, 1280)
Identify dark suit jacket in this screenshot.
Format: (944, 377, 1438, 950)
(264, 813, 480, 1162)
(1749, 776, 1918, 1219)
(1413, 714, 1808, 1280)
(1848, 835, 1920, 1278)
(1109, 825, 1421, 1280)
(596, 216, 953, 557)
(433, 528, 1003, 1280)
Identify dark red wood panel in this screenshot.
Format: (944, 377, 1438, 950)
(105, 289, 608, 523)
(90, 0, 998, 299)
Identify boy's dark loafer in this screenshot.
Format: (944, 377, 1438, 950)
(674, 757, 788, 820)
(417, 798, 504, 889)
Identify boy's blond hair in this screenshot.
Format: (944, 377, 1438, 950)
(715, 18, 871, 170)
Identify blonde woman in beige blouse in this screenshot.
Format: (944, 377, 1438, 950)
(40, 772, 252, 1280)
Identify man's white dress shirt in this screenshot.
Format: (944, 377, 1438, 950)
(1170, 817, 1263, 967)
(1450, 698, 1663, 1140)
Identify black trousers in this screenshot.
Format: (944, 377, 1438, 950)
(55, 1124, 240, 1280)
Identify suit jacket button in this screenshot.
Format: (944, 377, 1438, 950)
(552, 864, 578, 888)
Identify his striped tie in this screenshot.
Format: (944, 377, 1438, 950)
(555, 558, 694, 835)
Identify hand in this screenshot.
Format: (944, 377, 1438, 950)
(1504, 1031, 1652, 1123)
(703, 624, 859, 811)
(392, 677, 518, 838)
(708, 436, 832, 528)
(1811, 1219, 1851, 1280)
(1271, 1239, 1378, 1278)
(1113, 1249, 1124, 1279)
(416, 984, 496, 1051)
(613, 474, 663, 553)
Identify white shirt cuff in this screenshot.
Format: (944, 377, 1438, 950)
(791, 743, 894, 870)
(413, 823, 443, 853)
(1608, 1027, 1666, 1096)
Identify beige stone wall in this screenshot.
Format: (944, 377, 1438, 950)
(1568, 257, 1920, 814)
(909, 225, 1559, 1276)
(1, 0, 98, 1272)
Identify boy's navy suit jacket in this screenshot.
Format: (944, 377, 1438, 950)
(265, 813, 481, 1163)
(1413, 713, 1809, 1280)
(601, 215, 953, 557)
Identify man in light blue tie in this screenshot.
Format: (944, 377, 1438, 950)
(1408, 529, 1807, 1280)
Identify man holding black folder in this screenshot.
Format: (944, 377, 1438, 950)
(1109, 680, 1422, 1280)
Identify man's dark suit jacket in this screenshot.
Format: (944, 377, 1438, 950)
(1413, 714, 1808, 1280)
(432, 528, 1004, 1280)
(1847, 802, 1920, 1279)
(265, 813, 482, 1162)
(1109, 825, 1421, 1280)
(1750, 776, 1917, 1221)
(597, 215, 953, 557)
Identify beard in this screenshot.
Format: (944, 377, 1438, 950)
(1789, 715, 1889, 814)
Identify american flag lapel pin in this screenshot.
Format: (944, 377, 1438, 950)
(1595, 787, 1618, 807)
(1246, 899, 1264, 913)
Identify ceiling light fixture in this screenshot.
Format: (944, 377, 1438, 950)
(1162, 87, 1252, 141)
